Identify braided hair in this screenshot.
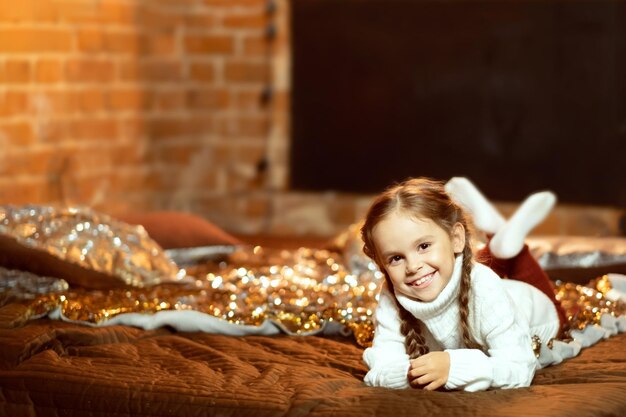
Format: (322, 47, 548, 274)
(361, 178, 482, 359)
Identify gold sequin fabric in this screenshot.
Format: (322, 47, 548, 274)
(1, 207, 624, 347)
(3, 247, 624, 347)
(556, 276, 626, 331)
(0, 205, 183, 287)
(0, 245, 383, 346)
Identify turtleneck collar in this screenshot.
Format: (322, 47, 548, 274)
(395, 254, 464, 320)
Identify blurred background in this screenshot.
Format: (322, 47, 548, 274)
(0, 0, 624, 240)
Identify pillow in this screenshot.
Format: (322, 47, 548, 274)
(0, 205, 182, 289)
(115, 211, 241, 249)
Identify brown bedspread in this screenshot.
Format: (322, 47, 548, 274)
(1, 304, 625, 417)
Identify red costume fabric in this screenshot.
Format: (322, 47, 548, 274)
(477, 244, 568, 336)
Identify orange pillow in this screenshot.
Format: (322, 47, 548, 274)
(116, 211, 241, 249)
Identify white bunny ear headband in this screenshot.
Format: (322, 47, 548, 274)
(444, 177, 556, 259)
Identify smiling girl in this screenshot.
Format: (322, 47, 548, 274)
(360, 177, 571, 391)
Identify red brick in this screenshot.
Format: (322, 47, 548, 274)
(222, 13, 267, 29)
(118, 60, 141, 82)
(56, 1, 101, 24)
(138, 6, 183, 30)
(0, 181, 43, 205)
(184, 35, 234, 55)
(148, 144, 201, 165)
(149, 0, 199, 6)
(0, 28, 72, 53)
(69, 175, 109, 205)
(109, 88, 149, 112)
(118, 117, 147, 139)
(186, 88, 230, 110)
(243, 35, 268, 56)
(36, 90, 78, 115)
(217, 115, 268, 137)
(67, 119, 119, 141)
(34, 119, 70, 144)
(143, 167, 182, 190)
(0, 1, 59, 23)
(142, 34, 176, 56)
(189, 63, 216, 82)
(224, 61, 268, 83)
(210, 143, 232, 165)
(76, 89, 106, 113)
(235, 89, 263, 111)
(147, 116, 214, 141)
(4, 60, 32, 83)
(184, 13, 218, 28)
(65, 59, 116, 83)
(0, 121, 34, 146)
(35, 60, 62, 84)
(105, 31, 141, 54)
(2, 148, 57, 176)
(77, 29, 104, 52)
(99, 1, 139, 26)
(151, 90, 186, 111)
(42, 183, 65, 205)
(198, 170, 219, 189)
(0, 91, 29, 118)
(110, 170, 148, 193)
(234, 144, 265, 164)
(109, 144, 144, 165)
(68, 147, 114, 173)
(139, 60, 183, 82)
(48, 91, 75, 115)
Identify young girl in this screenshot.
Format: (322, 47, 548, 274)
(361, 177, 572, 392)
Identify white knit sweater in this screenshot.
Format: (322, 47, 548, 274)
(363, 255, 560, 391)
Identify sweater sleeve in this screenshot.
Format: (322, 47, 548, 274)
(362, 286, 411, 389)
(444, 268, 537, 392)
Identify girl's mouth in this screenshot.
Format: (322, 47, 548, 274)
(408, 272, 435, 288)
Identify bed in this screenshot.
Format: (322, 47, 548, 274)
(1, 208, 626, 417)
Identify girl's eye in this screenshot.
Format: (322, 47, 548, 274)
(418, 243, 431, 251)
(388, 255, 402, 265)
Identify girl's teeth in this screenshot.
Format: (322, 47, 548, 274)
(413, 273, 432, 286)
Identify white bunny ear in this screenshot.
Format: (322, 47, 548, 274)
(444, 177, 505, 234)
(489, 191, 556, 259)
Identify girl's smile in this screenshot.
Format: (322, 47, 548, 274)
(371, 210, 465, 302)
(407, 271, 436, 288)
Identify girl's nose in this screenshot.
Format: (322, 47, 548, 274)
(405, 258, 421, 275)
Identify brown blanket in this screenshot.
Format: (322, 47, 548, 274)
(1, 303, 625, 417)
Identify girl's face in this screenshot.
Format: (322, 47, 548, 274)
(371, 210, 465, 302)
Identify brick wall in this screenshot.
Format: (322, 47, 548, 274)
(0, 0, 622, 239)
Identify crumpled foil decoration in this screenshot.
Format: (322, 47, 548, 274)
(0, 210, 625, 347)
(526, 236, 626, 270)
(0, 205, 184, 287)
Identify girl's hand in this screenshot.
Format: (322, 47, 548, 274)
(408, 352, 450, 391)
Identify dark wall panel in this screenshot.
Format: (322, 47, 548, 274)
(290, 0, 626, 206)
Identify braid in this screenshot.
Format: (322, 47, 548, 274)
(389, 279, 429, 359)
(458, 234, 483, 350)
